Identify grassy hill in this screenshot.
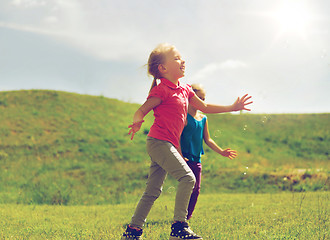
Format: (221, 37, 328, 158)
(0, 90, 328, 205)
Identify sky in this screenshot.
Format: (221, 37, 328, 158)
(0, 0, 329, 114)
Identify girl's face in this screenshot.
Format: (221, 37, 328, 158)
(162, 48, 185, 80)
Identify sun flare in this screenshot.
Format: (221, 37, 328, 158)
(270, 1, 314, 38)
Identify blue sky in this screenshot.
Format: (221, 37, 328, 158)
(0, 0, 329, 113)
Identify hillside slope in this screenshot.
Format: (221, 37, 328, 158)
(0, 90, 328, 204)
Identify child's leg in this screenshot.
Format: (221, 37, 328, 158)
(130, 159, 167, 229)
(186, 162, 202, 220)
(146, 137, 196, 222)
(128, 137, 195, 228)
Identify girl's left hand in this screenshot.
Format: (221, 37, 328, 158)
(221, 148, 237, 159)
(232, 94, 253, 111)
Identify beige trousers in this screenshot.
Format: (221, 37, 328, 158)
(130, 137, 196, 228)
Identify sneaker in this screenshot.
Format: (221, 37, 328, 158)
(169, 221, 202, 240)
(121, 225, 143, 240)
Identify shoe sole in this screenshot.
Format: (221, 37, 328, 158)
(169, 237, 202, 240)
(121, 237, 143, 240)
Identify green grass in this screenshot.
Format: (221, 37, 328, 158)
(0, 90, 329, 205)
(0, 192, 328, 239)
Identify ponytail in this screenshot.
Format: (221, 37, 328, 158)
(149, 77, 157, 93)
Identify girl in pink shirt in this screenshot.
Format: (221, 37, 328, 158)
(122, 43, 252, 240)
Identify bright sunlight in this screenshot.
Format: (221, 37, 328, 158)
(269, 1, 314, 38)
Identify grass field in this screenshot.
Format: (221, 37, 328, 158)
(0, 192, 328, 239)
(0, 90, 329, 239)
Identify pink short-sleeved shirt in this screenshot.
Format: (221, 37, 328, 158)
(147, 78, 195, 149)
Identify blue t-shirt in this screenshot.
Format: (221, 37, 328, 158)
(180, 113, 207, 163)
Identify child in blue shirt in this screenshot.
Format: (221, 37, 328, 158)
(180, 84, 237, 220)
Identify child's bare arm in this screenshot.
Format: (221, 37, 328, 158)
(203, 119, 237, 159)
(128, 97, 161, 140)
(190, 93, 252, 113)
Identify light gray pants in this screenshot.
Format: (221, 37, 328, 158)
(130, 137, 196, 228)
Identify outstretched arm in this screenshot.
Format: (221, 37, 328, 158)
(203, 119, 237, 159)
(190, 93, 253, 114)
(128, 97, 161, 140)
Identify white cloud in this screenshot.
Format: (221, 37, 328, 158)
(11, 0, 22, 6)
(2, 0, 153, 61)
(44, 16, 58, 24)
(11, 0, 46, 7)
(191, 60, 248, 82)
(219, 60, 248, 69)
(0, 21, 64, 37)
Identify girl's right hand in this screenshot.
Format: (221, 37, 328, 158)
(220, 148, 237, 159)
(232, 94, 253, 111)
(128, 120, 144, 140)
